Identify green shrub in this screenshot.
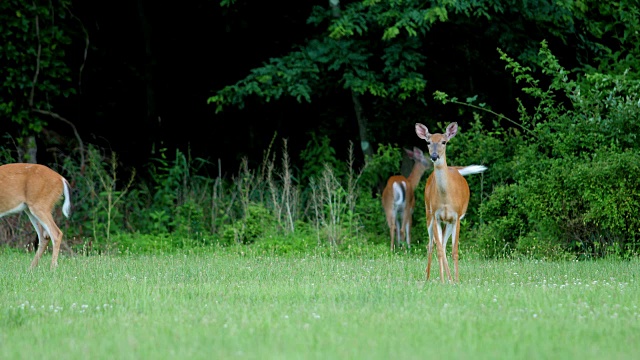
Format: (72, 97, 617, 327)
(476, 150, 640, 259)
(221, 203, 276, 245)
(528, 152, 640, 257)
(299, 133, 343, 182)
(473, 184, 529, 258)
(249, 222, 317, 255)
(359, 143, 402, 192)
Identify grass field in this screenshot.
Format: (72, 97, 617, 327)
(1, 249, 639, 359)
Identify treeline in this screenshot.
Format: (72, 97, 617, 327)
(1, 1, 639, 258)
(3, 42, 639, 259)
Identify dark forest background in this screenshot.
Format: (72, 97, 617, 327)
(2, 0, 640, 258)
(3, 0, 597, 170)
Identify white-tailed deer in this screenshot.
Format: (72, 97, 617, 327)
(381, 147, 481, 253)
(382, 147, 430, 252)
(0, 163, 71, 269)
(415, 122, 487, 283)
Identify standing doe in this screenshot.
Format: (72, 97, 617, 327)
(382, 147, 430, 252)
(415, 122, 487, 283)
(0, 163, 71, 269)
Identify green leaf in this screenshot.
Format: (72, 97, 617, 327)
(382, 26, 400, 40)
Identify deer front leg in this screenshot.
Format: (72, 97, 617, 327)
(426, 217, 434, 280)
(436, 220, 453, 283)
(442, 223, 460, 281)
(433, 221, 448, 283)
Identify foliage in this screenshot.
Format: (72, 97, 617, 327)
(137, 148, 216, 236)
(299, 133, 342, 183)
(472, 183, 534, 259)
(521, 151, 640, 258)
(353, 188, 388, 245)
(467, 41, 640, 259)
(204, 0, 640, 174)
(4, 0, 640, 262)
(580, 0, 640, 76)
(358, 143, 403, 191)
(0, 0, 77, 151)
(208, 0, 636, 112)
(57, 145, 135, 249)
(308, 164, 354, 247)
(220, 203, 276, 245)
(208, 1, 437, 113)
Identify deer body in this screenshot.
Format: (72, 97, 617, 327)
(382, 147, 429, 251)
(0, 163, 71, 269)
(416, 122, 486, 283)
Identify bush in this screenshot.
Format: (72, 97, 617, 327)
(473, 184, 529, 258)
(221, 203, 276, 245)
(450, 41, 640, 259)
(475, 151, 640, 259)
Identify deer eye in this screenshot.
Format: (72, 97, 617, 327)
(442, 141, 447, 145)
(426, 141, 432, 145)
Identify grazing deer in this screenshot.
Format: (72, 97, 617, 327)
(415, 122, 487, 283)
(0, 163, 71, 269)
(382, 147, 430, 252)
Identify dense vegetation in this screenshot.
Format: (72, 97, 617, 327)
(1, 0, 639, 260)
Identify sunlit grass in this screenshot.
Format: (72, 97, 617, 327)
(1, 249, 639, 359)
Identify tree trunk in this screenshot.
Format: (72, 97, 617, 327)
(330, 0, 374, 161)
(137, 0, 160, 155)
(351, 91, 373, 160)
(17, 136, 38, 163)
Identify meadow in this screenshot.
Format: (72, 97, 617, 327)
(1, 249, 639, 360)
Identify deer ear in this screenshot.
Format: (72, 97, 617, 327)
(412, 147, 423, 157)
(415, 123, 429, 140)
(404, 148, 414, 158)
(445, 122, 458, 139)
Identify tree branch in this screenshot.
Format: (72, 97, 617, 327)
(29, 0, 42, 108)
(446, 99, 538, 139)
(31, 109, 86, 171)
(63, 2, 90, 93)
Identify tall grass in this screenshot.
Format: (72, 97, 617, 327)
(1, 250, 638, 359)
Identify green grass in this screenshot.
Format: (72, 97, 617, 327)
(1, 249, 639, 359)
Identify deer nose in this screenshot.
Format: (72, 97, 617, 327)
(430, 153, 439, 161)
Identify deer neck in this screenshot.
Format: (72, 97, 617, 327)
(407, 162, 428, 191)
(433, 158, 450, 195)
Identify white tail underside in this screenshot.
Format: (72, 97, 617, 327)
(457, 165, 487, 176)
(392, 181, 406, 206)
(62, 178, 71, 217)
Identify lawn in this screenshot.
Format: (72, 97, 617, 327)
(1, 249, 638, 359)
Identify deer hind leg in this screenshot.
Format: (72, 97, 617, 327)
(28, 207, 63, 269)
(452, 218, 461, 283)
(404, 221, 411, 252)
(403, 209, 412, 251)
(387, 213, 397, 252)
(396, 217, 403, 251)
(435, 220, 453, 283)
(26, 211, 50, 269)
